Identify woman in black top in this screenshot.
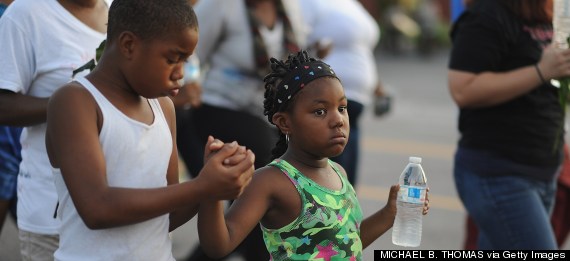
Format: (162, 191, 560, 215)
(448, 0, 570, 249)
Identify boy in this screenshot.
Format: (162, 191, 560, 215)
(45, 0, 254, 260)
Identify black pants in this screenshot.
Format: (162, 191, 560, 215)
(177, 104, 277, 261)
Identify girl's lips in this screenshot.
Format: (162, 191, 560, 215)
(330, 133, 347, 144)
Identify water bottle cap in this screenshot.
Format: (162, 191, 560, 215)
(409, 156, 422, 164)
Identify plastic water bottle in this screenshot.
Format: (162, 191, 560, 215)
(554, 0, 570, 49)
(392, 156, 428, 247)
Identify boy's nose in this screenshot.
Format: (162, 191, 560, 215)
(172, 64, 185, 84)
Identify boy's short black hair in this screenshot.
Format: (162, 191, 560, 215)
(107, 0, 198, 43)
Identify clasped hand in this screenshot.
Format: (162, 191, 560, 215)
(196, 136, 255, 200)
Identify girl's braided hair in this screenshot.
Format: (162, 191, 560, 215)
(263, 50, 335, 159)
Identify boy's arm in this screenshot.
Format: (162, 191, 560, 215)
(46, 86, 254, 229)
(198, 168, 273, 258)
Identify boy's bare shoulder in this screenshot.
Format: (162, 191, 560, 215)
(48, 80, 99, 122)
(156, 96, 175, 114)
(50, 80, 94, 104)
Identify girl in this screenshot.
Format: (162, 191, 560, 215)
(198, 50, 429, 260)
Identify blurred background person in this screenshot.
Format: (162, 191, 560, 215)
(0, 0, 19, 237)
(0, 0, 108, 259)
(168, 0, 204, 186)
(170, 54, 203, 182)
(300, 0, 390, 186)
(448, 0, 570, 249)
(184, 0, 306, 260)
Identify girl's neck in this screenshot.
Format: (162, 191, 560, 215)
(281, 150, 343, 191)
(281, 150, 329, 170)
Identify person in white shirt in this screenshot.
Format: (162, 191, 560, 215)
(301, 0, 389, 185)
(0, 0, 108, 259)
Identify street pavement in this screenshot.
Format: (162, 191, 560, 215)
(1, 48, 569, 260)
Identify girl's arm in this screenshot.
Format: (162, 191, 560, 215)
(360, 185, 398, 248)
(198, 168, 275, 258)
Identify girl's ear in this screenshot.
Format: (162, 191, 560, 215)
(272, 112, 291, 135)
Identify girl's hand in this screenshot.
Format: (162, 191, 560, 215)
(386, 184, 399, 218)
(423, 187, 430, 215)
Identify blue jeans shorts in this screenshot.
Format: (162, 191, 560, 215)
(0, 126, 22, 200)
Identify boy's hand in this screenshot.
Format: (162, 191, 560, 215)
(203, 136, 249, 166)
(203, 135, 224, 163)
(198, 139, 255, 200)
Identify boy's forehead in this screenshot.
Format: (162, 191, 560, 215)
(153, 27, 198, 48)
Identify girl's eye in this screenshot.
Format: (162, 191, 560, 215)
(339, 106, 347, 113)
(314, 109, 326, 116)
(166, 59, 177, 65)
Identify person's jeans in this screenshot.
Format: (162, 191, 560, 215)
(454, 147, 558, 249)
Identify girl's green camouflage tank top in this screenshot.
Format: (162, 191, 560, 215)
(262, 159, 364, 260)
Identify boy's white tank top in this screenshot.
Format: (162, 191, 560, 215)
(52, 77, 175, 261)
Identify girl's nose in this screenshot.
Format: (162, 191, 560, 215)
(331, 110, 346, 128)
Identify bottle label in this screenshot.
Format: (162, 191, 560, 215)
(398, 185, 426, 204)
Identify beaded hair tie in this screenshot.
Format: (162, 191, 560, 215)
(275, 60, 338, 110)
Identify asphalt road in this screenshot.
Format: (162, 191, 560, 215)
(1, 48, 569, 260)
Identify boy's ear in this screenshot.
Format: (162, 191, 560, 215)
(272, 112, 290, 135)
(117, 31, 138, 59)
